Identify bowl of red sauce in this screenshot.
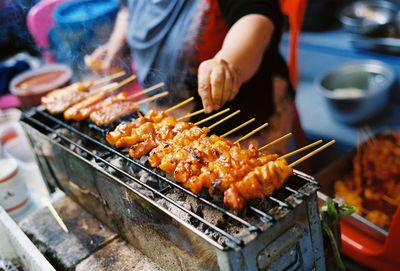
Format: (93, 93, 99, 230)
(10, 64, 72, 109)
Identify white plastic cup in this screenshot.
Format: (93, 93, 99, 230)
(0, 158, 31, 221)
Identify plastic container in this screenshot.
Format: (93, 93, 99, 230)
(4, 138, 49, 201)
(9, 64, 72, 109)
(0, 158, 32, 222)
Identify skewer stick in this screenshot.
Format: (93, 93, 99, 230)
(164, 97, 194, 114)
(208, 110, 240, 129)
(234, 122, 269, 144)
(95, 74, 136, 94)
(115, 75, 136, 88)
(220, 118, 255, 138)
(92, 70, 126, 87)
(177, 109, 205, 121)
(289, 140, 335, 168)
(382, 195, 398, 207)
(41, 197, 69, 233)
(194, 108, 230, 126)
(279, 139, 323, 160)
(258, 133, 292, 152)
(135, 91, 169, 106)
(127, 82, 165, 100)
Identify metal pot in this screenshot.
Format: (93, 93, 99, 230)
(316, 60, 395, 124)
(339, 0, 397, 36)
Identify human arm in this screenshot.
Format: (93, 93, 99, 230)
(198, 14, 275, 113)
(89, 7, 129, 71)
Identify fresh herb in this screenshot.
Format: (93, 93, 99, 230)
(320, 197, 355, 271)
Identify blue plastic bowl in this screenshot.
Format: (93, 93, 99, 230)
(54, 0, 119, 28)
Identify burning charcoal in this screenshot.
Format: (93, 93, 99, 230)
(139, 156, 148, 165)
(126, 180, 154, 199)
(201, 206, 224, 226)
(107, 157, 125, 170)
(155, 197, 191, 223)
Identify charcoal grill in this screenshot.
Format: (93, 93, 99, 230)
(20, 107, 326, 271)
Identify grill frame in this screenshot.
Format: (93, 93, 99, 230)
(21, 108, 326, 270)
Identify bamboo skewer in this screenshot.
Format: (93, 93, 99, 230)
(382, 195, 398, 207)
(127, 82, 165, 100)
(208, 110, 240, 129)
(234, 122, 269, 144)
(194, 108, 230, 126)
(135, 91, 169, 106)
(41, 197, 69, 233)
(289, 140, 335, 168)
(220, 118, 255, 138)
(102, 75, 136, 93)
(279, 140, 323, 160)
(92, 70, 126, 87)
(89, 75, 136, 97)
(177, 109, 205, 121)
(258, 133, 292, 152)
(164, 97, 194, 114)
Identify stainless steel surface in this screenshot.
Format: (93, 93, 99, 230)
(316, 60, 395, 124)
(339, 0, 397, 36)
(21, 108, 326, 271)
(348, 34, 400, 54)
(316, 152, 388, 242)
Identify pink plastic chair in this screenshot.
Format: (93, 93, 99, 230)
(27, 0, 69, 63)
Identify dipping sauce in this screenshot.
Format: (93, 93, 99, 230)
(14, 70, 66, 94)
(10, 64, 72, 109)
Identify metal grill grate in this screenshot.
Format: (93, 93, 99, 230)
(22, 108, 317, 250)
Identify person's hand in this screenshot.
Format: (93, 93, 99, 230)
(198, 58, 241, 113)
(88, 40, 124, 72)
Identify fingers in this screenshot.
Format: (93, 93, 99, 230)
(91, 45, 107, 61)
(198, 58, 241, 112)
(90, 43, 118, 71)
(210, 65, 225, 109)
(198, 64, 213, 113)
(228, 63, 240, 101)
(221, 68, 232, 105)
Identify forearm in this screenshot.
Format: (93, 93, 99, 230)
(215, 14, 274, 84)
(109, 7, 129, 45)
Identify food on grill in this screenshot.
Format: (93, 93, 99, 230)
(89, 90, 168, 126)
(41, 73, 133, 116)
(224, 159, 293, 210)
(334, 132, 400, 228)
(106, 111, 293, 210)
(40, 82, 330, 211)
(64, 84, 118, 120)
(105, 110, 169, 146)
(128, 118, 194, 158)
(41, 81, 94, 114)
(89, 100, 140, 126)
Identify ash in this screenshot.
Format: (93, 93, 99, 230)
(155, 189, 249, 245)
